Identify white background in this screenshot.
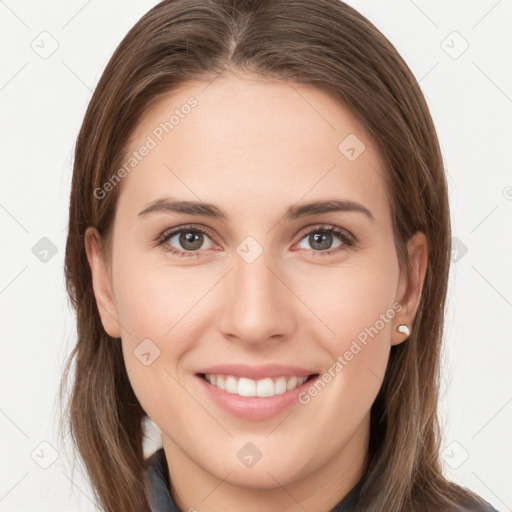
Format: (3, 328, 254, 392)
(1, 1, 511, 510)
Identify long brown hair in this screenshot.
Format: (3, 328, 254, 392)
(59, 1, 491, 511)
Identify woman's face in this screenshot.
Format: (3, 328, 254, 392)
(86, 71, 426, 503)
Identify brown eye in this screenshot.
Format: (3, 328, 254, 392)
(296, 225, 354, 255)
(158, 225, 217, 257)
(174, 230, 205, 251)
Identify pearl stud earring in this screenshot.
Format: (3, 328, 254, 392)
(397, 324, 410, 336)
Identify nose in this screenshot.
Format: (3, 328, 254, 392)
(216, 248, 297, 348)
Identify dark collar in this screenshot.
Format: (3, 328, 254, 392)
(145, 448, 362, 512)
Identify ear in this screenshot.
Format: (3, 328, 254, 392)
(84, 227, 121, 338)
(392, 231, 428, 346)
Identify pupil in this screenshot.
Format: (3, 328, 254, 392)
(181, 231, 202, 250)
(311, 232, 331, 250)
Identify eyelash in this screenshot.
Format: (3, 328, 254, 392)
(155, 223, 356, 258)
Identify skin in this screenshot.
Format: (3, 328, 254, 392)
(85, 70, 428, 512)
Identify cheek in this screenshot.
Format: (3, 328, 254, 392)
(302, 252, 400, 348)
(109, 249, 190, 391)
(111, 250, 204, 342)
(297, 255, 399, 414)
(297, 291, 393, 440)
(114, 264, 197, 432)
(111, 251, 218, 417)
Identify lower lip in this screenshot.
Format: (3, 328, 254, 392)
(195, 374, 318, 421)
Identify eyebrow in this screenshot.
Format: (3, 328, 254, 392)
(138, 197, 374, 222)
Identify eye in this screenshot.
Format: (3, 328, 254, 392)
(157, 224, 217, 258)
(295, 224, 355, 256)
(155, 223, 355, 258)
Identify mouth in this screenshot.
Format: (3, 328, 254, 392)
(196, 372, 320, 398)
(193, 363, 321, 420)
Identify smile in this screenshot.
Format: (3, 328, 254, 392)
(200, 373, 318, 397)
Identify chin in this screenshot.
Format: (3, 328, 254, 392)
(202, 451, 312, 490)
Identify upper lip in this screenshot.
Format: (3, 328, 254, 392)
(196, 363, 318, 380)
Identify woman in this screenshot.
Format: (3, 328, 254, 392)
(59, 0, 500, 511)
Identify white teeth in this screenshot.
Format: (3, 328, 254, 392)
(225, 375, 238, 394)
(286, 376, 298, 391)
(239, 377, 256, 397)
(204, 373, 309, 397)
(274, 376, 287, 394)
(256, 378, 274, 397)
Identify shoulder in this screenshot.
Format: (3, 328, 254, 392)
(461, 505, 500, 512)
(144, 448, 179, 512)
(468, 504, 500, 512)
(438, 480, 502, 512)
(145, 447, 168, 485)
(457, 495, 501, 512)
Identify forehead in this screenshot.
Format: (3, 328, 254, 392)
(116, 73, 389, 222)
